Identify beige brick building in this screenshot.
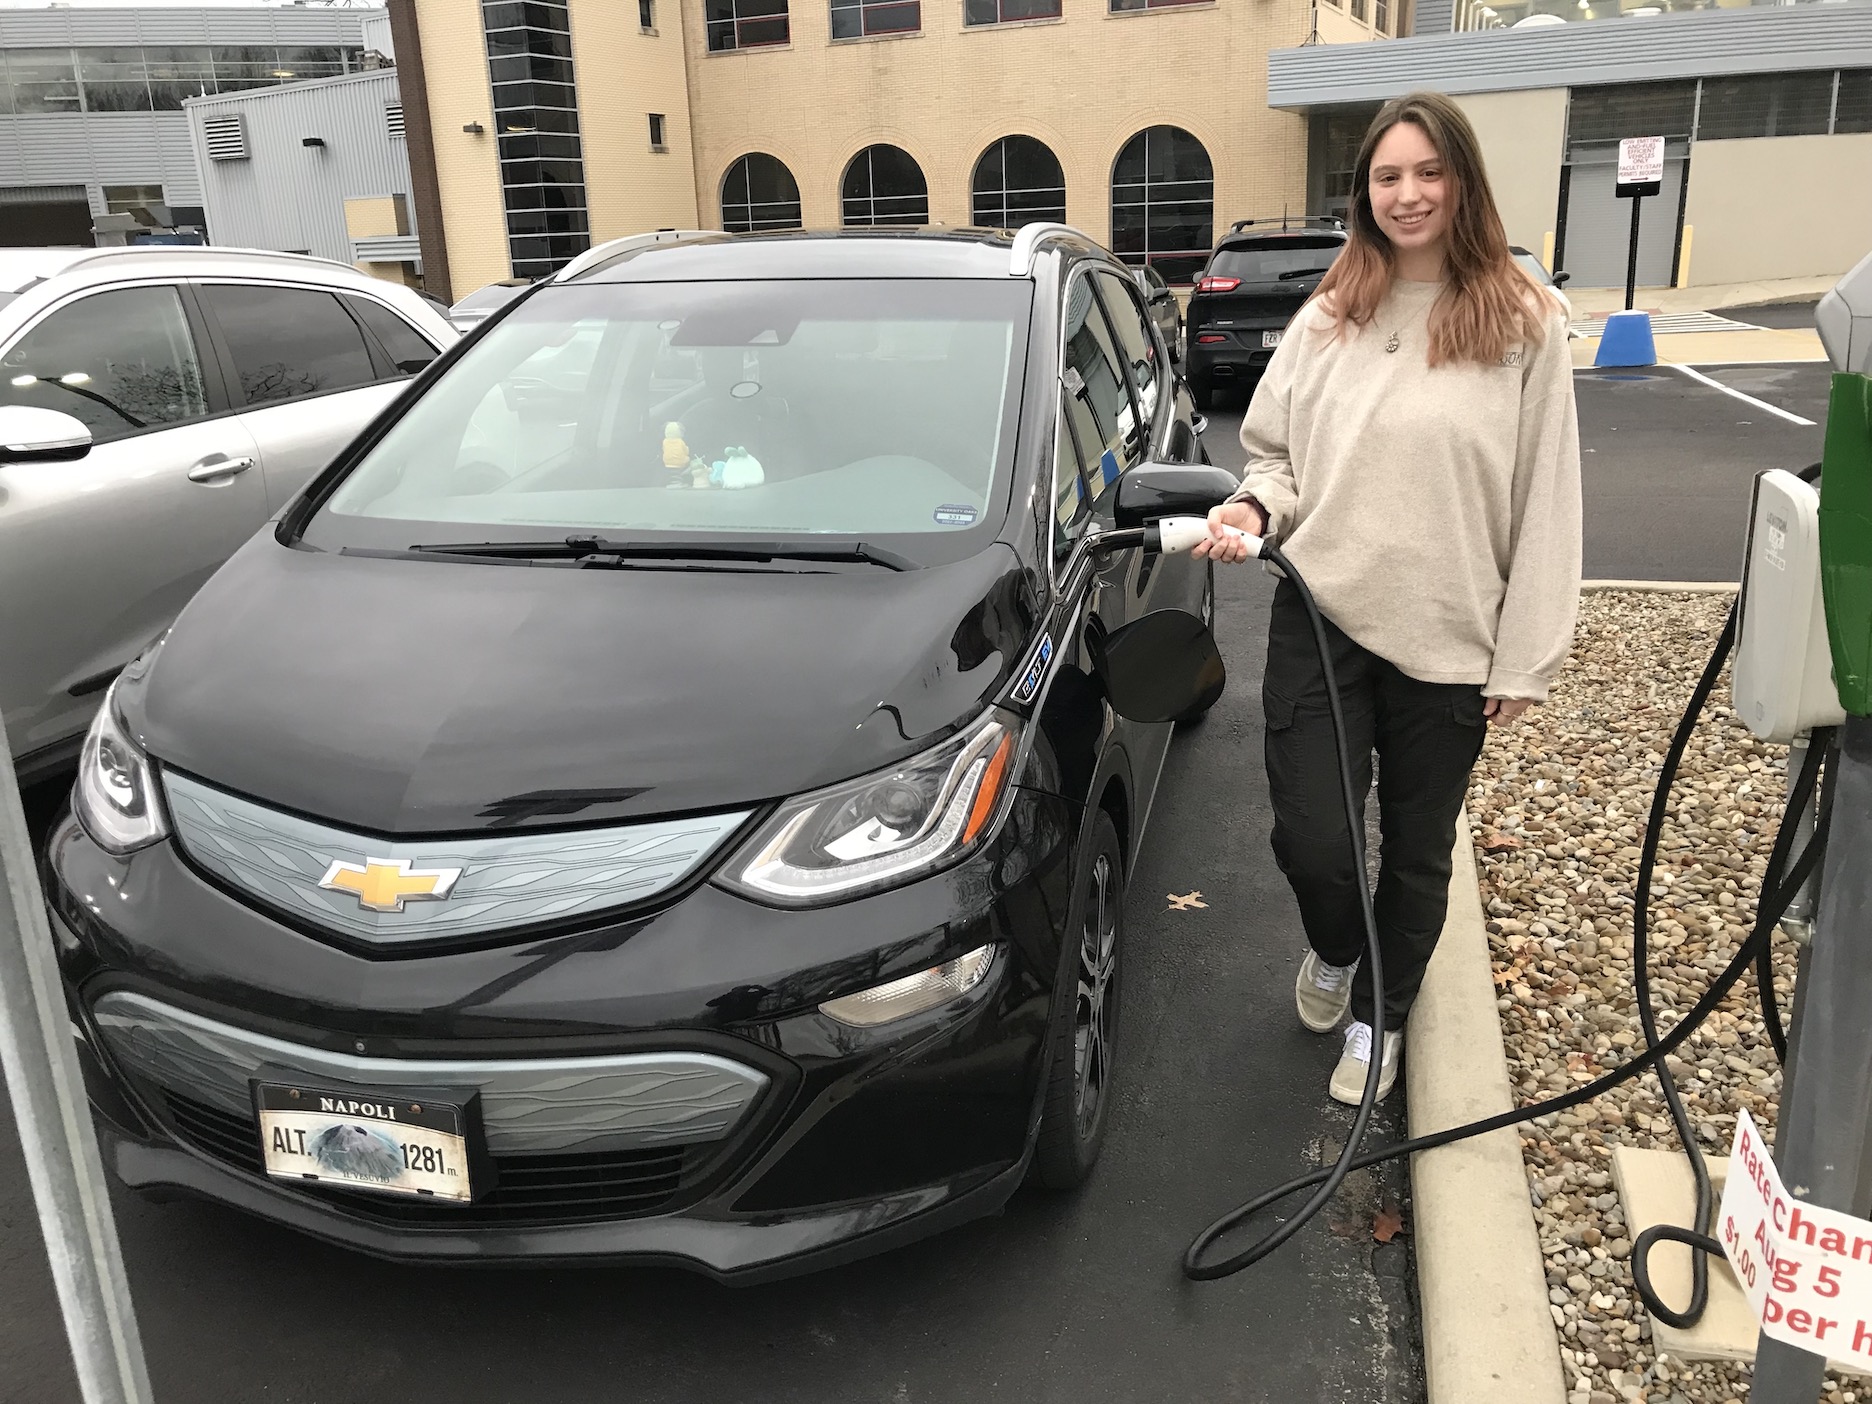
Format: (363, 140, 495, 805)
(387, 0, 1394, 301)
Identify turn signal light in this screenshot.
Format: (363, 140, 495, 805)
(819, 945, 997, 1027)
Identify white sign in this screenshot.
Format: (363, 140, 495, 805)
(1719, 1109, 1872, 1370)
(1618, 135, 1665, 187)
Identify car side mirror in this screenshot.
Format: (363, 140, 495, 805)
(1552, 270, 1572, 288)
(1114, 462, 1241, 530)
(0, 405, 92, 464)
(1087, 609, 1226, 724)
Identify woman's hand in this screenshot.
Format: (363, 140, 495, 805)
(1190, 500, 1269, 564)
(1483, 697, 1533, 727)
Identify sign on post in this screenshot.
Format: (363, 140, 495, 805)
(1614, 134, 1664, 311)
(1617, 135, 1665, 197)
(1720, 1109, 1872, 1371)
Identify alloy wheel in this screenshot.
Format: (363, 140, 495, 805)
(1073, 852, 1119, 1138)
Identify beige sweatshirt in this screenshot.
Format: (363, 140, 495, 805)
(1235, 276, 1582, 702)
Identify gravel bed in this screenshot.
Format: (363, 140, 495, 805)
(1465, 590, 1857, 1404)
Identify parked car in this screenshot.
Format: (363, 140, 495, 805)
(1131, 262, 1183, 365)
(1183, 216, 1347, 409)
(1511, 245, 1575, 321)
(446, 277, 531, 334)
(0, 247, 457, 785)
(48, 225, 1234, 1279)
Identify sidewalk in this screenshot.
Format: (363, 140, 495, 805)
(1567, 276, 1830, 366)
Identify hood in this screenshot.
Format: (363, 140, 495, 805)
(125, 535, 1039, 835)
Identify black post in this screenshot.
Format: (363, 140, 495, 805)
(1750, 716, 1872, 1403)
(1624, 191, 1644, 313)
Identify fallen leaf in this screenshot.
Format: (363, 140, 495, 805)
(1373, 1200, 1405, 1244)
(1481, 832, 1521, 854)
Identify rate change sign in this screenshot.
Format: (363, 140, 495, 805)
(1720, 1108, 1872, 1368)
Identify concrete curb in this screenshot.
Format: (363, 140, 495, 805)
(1406, 809, 1567, 1404)
(1582, 580, 1739, 594)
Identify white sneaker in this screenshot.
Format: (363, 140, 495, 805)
(1295, 949, 1356, 1033)
(1330, 1020, 1403, 1105)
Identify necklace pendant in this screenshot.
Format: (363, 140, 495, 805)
(1385, 332, 1400, 353)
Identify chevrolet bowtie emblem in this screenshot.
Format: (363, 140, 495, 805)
(317, 857, 463, 913)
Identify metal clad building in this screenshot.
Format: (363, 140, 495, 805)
(1267, 1, 1872, 288)
(0, 4, 376, 245)
(186, 70, 418, 275)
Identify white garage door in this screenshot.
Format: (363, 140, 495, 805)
(1558, 155, 1686, 290)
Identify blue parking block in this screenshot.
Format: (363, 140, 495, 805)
(1594, 310, 1657, 368)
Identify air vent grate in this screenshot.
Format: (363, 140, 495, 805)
(203, 114, 248, 161)
(385, 101, 405, 140)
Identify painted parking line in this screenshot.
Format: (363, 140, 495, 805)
(1671, 363, 1816, 427)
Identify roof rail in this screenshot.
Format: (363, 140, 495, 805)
(553, 229, 718, 282)
(1008, 222, 1094, 277)
(1226, 215, 1345, 235)
(51, 244, 364, 277)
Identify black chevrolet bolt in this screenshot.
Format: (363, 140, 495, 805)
(45, 226, 1239, 1279)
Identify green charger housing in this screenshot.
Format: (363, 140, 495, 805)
(1820, 371, 1872, 716)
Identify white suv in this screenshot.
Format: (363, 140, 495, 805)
(0, 247, 457, 784)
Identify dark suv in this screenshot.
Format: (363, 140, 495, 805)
(46, 224, 1239, 1280)
(1184, 217, 1346, 409)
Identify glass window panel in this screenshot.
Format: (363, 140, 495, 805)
(971, 136, 1065, 228)
(1695, 71, 1834, 141)
(722, 153, 803, 232)
(1109, 126, 1212, 285)
(1565, 81, 1697, 150)
(4, 50, 82, 113)
(497, 107, 581, 135)
(499, 158, 587, 187)
(275, 46, 344, 81)
(1093, 269, 1161, 431)
(144, 46, 217, 109)
(486, 26, 575, 58)
(202, 285, 376, 405)
(1061, 276, 1137, 494)
(346, 296, 440, 376)
(482, 3, 572, 33)
(0, 286, 206, 443)
(505, 208, 591, 237)
(500, 131, 583, 161)
(488, 53, 574, 85)
(76, 48, 150, 112)
(1837, 70, 1872, 135)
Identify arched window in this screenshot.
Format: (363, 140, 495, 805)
(1110, 125, 1213, 285)
(720, 153, 802, 233)
(971, 136, 1066, 229)
(841, 145, 928, 227)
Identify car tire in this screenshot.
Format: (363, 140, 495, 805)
(1172, 562, 1220, 727)
(1031, 809, 1125, 1191)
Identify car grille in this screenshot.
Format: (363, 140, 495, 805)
(162, 1090, 707, 1225)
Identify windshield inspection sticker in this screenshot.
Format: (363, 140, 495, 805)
(934, 504, 978, 528)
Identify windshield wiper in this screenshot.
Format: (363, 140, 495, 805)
(1276, 266, 1333, 281)
(401, 536, 912, 571)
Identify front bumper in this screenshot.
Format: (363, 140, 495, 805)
(45, 781, 1078, 1279)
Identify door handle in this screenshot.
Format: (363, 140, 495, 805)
(187, 455, 256, 483)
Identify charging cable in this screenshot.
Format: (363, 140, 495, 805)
(1131, 516, 1833, 1287)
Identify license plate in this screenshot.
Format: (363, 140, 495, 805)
(1262, 330, 1284, 349)
(255, 1082, 473, 1202)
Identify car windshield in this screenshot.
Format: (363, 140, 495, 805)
(303, 278, 1032, 559)
(1209, 238, 1344, 283)
(1513, 251, 1553, 286)
(452, 283, 527, 314)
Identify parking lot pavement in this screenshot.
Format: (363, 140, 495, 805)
(1202, 359, 1828, 582)
(2, 556, 1422, 1404)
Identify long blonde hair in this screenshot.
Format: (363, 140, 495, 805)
(1313, 91, 1547, 367)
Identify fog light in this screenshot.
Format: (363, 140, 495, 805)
(819, 945, 996, 1028)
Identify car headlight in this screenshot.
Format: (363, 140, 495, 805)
(73, 680, 168, 855)
(719, 711, 1022, 906)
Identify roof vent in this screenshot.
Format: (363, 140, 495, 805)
(203, 114, 248, 162)
(385, 101, 405, 140)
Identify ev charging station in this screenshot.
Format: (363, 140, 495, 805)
(1731, 249, 1872, 1403)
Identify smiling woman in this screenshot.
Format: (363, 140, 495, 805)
(305, 279, 1032, 560)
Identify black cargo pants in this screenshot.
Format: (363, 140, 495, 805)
(1262, 577, 1490, 1029)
